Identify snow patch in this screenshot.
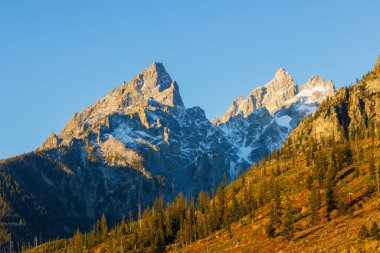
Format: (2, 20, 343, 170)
(274, 115, 292, 129)
(298, 104, 318, 114)
(237, 146, 253, 163)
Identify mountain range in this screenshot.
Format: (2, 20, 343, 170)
(23, 56, 380, 253)
(0, 62, 335, 248)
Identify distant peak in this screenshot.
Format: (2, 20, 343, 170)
(139, 62, 170, 80)
(303, 75, 335, 92)
(133, 61, 173, 91)
(236, 94, 244, 103)
(274, 67, 290, 79)
(307, 75, 325, 84)
(375, 55, 380, 73)
(212, 117, 221, 125)
(147, 62, 167, 74)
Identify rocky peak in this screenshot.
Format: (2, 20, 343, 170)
(274, 67, 290, 79)
(374, 56, 380, 74)
(250, 68, 297, 113)
(212, 117, 221, 125)
(296, 75, 335, 104)
(301, 75, 333, 89)
(38, 132, 59, 151)
(217, 68, 336, 124)
(53, 62, 185, 145)
(124, 62, 184, 107)
(218, 68, 298, 123)
(268, 67, 297, 93)
(127, 62, 172, 90)
(219, 95, 244, 123)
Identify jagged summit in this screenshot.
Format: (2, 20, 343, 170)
(54, 62, 184, 146)
(302, 75, 334, 89)
(216, 68, 335, 124)
(295, 75, 335, 104)
(129, 62, 173, 91)
(274, 67, 291, 79)
(123, 62, 183, 107)
(375, 55, 380, 73)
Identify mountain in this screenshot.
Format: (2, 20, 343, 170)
(214, 68, 335, 174)
(27, 56, 380, 253)
(0, 63, 333, 250)
(39, 62, 241, 196)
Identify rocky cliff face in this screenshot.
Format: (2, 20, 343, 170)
(0, 62, 335, 246)
(40, 63, 241, 195)
(285, 57, 380, 149)
(214, 68, 335, 172)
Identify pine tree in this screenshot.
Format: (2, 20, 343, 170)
(309, 189, 320, 225)
(306, 174, 313, 190)
(270, 179, 282, 227)
(324, 162, 336, 217)
(100, 214, 108, 241)
(325, 185, 335, 218)
(72, 229, 83, 253)
(216, 176, 227, 229)
(370, 222, 380, 240)
(265, 220, 275, 238)
(223, 209, 233, 240)
(358, 224, 370, 239)
(282, 201, 295, 241)
(118, 214, 126, 237)
(369, 152, 376, 181)
(152, 198, 166, 252)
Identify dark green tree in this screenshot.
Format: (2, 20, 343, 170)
(358, 224, 370, 239)
(265, 220, 275, 238)
(282, 201, 295, 241)
(370, 222, 380, 240)
(101, 214, 108, 241)
(309, 189, 320, 225)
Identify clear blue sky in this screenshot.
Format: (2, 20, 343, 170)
(1, 1, 380, 159)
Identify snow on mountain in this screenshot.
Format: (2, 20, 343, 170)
(36, 63, 335, 221)
(214, 68, 335, 176)
(275, 115, 292, 129)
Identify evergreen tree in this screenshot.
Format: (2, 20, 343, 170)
(282, 201, 295, 241)
(325, 185, 335, 218)
(101, 214, 108, 241)
(369, 152, 376, 181)
(358, 224, 370, 239)
(306, 174, 313, 190)
(309, 189, 320, 225)
(265, 220, 275, 238)
(270, 179, 282, 227)
(370, 222, 380, 240)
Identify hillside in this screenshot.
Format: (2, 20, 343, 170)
(23, 58, 380, 252)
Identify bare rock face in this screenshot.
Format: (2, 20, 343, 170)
(296, 75, 335, 104)
(33, 62, 242, 226)
(218, 68, 335, 125)
(38, 132, 59, 150)
(260, 67, 298, 113)
(287, 57, 380, 146)
(375, 56, 380, 74)
(219, 68, 299, 123)
(214, 68, 335, 174)
(220, 95, 244, 123)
